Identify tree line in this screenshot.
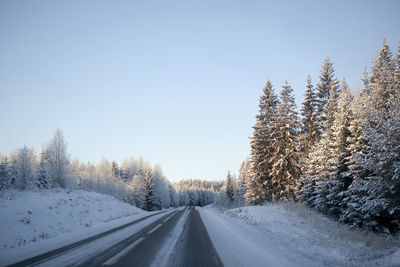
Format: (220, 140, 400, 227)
(226, 40, 400, 234)
(0, 129, 220, 211)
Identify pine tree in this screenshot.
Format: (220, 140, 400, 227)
(246, 79, 278, 204)
(225, 171, 235, 202)
(270, 81, 301, 201)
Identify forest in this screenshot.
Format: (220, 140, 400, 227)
(227, 40, 400, 234)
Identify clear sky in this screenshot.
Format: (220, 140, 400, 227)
(1, 0, 399, 182)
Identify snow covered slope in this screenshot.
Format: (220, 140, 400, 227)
(0, 189, 146, 252)
(199, 204, 400, 267)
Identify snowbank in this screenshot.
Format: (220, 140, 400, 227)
(199, 204, 400, 267)
(0, 189, 146, 252)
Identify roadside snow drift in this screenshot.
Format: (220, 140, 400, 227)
(199, 204, 400, 267)
(0, 189, 145, 252)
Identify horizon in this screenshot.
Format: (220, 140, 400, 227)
(1, 0, 400, 182)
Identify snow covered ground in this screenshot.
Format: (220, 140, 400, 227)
(0, 189, 147, 253)
(199, 204, 400, 267)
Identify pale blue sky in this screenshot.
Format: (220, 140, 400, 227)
(1, 0, 399, 181)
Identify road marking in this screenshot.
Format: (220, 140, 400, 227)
(147, 223, 162, 234)
(163, 213, 175, 223)
(102, 237, 144, 266)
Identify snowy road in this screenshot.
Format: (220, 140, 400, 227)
(6, 207, 222, 267)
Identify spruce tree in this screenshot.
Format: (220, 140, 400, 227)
(111, 161, 120, 180)
(392, 43, 400, 100)
(339, 40, 400, 233)
(270, 81, 301, 201)
(225, 171, 235, 202)
(236, 158, 249, 205)
(36, 150, 50, 189)
(144, 170, 155, 211)
(299, 75, 318, 155)
(0, 159, 16, 192)
(315, 56, 340, 137)
(246, 79, 278, 204)
(369, 39, 395, 112)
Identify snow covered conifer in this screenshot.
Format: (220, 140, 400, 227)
(111, 161, 120, 180)
(0, 159, 16, 192)
(369, 39, 395, 112)
(246, 79, 278, 204)
(338, 41, 400, 233)
(35, 148, 50, 189)
(144, 170, 155, 211)
(315, 56, 340, 137)
(299, 75, 318, 155)
(236, 158, 249, 205)
(270, 81, 301, 201)
(225, 171, 235, 202)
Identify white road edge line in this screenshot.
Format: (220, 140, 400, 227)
(147, 223, 162, 234)
(163, 213, 175, 223)
(102, 237, 145, 266)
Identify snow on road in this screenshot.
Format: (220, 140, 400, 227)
(33, 211, 173, 267)
(0, 189, 164, 265)
(199, 204, 400, 267)
(150, 209, 189, 267)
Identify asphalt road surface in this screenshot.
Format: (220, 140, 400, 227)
(81, 206, 222, 267)
(169, 207, 223, 267)
(9, 207, 223, 267)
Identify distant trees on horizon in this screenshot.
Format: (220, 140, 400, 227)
(0, 128, 220, 211)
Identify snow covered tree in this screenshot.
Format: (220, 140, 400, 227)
(35, 148, 50, 189)
(299, 75, 318, 155)
(0, 159, 17, 192)
(144, 170, 156, 211)
(337, 40, 400, 233)
(315, 56, 340, 137)
(236, 158, 249, 205)
(225, 171, 235, 202)
(111, 161, 120, 180)
(13, 146, 37, 190)
(46, 128, 70, 188)
(308, 79, 356, 215)
(169, 183, 178, 207)
(246, 79, 278, 204)
(368, 39, 395, 112)
(131, 174, 146, 208)
(394, 43, 400, 97)
(270, 81, 301, 201)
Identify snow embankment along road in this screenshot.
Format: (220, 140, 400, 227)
(0, 189, 175, 266)
(36, 209, 184, 267)
(199, 204, 400, 267)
